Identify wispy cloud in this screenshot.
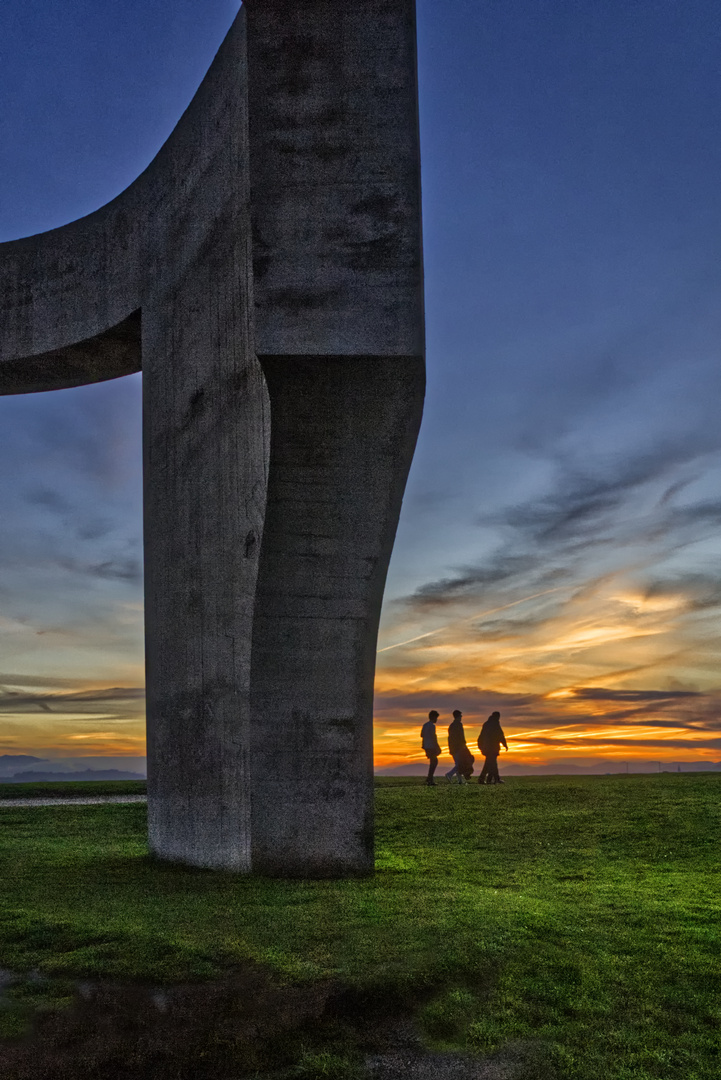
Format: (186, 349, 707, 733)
(376, 432, 721, 770)
(0, 685, 144, 712)
(55, 555, 143, 583)
(0, 678, 146, 757)
(373, 682, 721, 768)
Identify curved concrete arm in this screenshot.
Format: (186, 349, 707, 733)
(0, 11, 248, 392)
(0, 0, 425, 877)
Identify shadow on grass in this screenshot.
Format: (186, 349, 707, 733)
(0, 966, 546, 1080)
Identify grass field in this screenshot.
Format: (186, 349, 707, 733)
(0, 774, 719, 1078)
(0, 780, 146, 799)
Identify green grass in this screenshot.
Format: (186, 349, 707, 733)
(0, 780, 146, 799)
(0, 774, 719, 1079)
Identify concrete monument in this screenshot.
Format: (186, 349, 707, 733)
(0, 0, 424, 876)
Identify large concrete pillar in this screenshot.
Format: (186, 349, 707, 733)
(0, 1, 424, 876)
(246, 0, 424, 876)
(142, 293, 268, 872)
(140, 15, 267, 871)
(250, 356, 423, 876)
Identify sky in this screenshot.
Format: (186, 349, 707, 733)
(0, 0, 720, 775)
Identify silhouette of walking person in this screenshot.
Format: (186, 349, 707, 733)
(420, 710, 442, 786)
(446, 710, 474, 783)
(478, 711, 508, 784)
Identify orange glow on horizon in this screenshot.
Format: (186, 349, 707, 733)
(1, 561, 719, 771)
(372, 566, 720, 769)
(372, 714, 720, 769)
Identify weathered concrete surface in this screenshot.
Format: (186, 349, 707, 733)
(0, 1, 424, 876)
(141, 17, 265, 872)
(246, 0, 424, 876)
(251, 356, 423, 875)
(0, 13, 262, 873)
(246, 0, 424, 357)
(0, 311, 141, 395)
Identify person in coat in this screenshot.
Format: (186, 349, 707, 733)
(477, 711, 508, 784)
(446, 709, 474, 783)
(420, 710, 442, 786)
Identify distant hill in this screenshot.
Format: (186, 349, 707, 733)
(1, 769, 146, 783)
(0, 754, 46, 772)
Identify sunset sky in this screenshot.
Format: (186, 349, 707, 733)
(1, 0, 720, 774)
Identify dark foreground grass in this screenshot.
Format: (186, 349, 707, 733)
(0, 774, 719, 1078)
(0, 780, 146, 799)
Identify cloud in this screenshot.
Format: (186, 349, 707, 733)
(67, 687, 145, 701)
(0, 678, 146, 757)
(23, 489, 114, 543)
(408, 554, 539, 607)
(372, 680, 721, 771)
(375, 686, 537, 717)
(24, 488, 73, 513)
(374, 683, 721, 733)
(639, 573, 721, 615)
(391, 436, 721, 649)
(55, 555, 143, 583)
(0, 685, 145, 713)
(0, 673, 87, 688)
(76, 521, 114, 542)
(0, 376, 142, 487)
(0, 378, 144, 696)
(496, 444, 721, 552)
(570, 688, 701, 702)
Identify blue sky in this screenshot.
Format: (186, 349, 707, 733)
(1, 0, 720, 770)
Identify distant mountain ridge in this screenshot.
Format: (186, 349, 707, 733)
(0, 754, 46, 767)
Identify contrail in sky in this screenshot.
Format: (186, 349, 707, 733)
(376, 587, 568, 654)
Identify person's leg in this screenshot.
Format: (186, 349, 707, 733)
(446, 762, 459, 780)
(426, 754, 438, 784)
(488, 754, 499, 783)
(479, 757, 489, 784)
